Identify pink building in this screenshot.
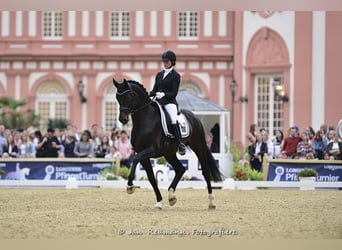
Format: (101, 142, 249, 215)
(0, 11, 341, 147)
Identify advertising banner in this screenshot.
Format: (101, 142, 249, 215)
(0, 161, 113, 180)
(268, 162, 342, 182)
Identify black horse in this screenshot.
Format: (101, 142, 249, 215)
(113, 78, 222, 209)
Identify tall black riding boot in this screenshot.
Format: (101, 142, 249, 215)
(172, 124, 186, 155)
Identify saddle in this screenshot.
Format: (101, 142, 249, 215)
(153, 101, 190, 138)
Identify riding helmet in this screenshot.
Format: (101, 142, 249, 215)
(161, 50, 176, 66)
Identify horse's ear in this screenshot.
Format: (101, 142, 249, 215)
(123, 78, 127, 83)
(113, 78, 119, 88)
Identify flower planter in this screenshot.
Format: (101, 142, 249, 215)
(299, 176, 316, 190)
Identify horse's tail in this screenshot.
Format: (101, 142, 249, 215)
(182, 109, 222, 182)
(205, 146, 223, 182)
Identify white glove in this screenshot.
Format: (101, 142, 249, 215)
(155, 92, 165, 99)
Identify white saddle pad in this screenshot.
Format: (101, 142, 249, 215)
(154, 101, 190, 138)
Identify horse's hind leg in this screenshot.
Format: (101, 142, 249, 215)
(165, 155, 185, 206)
(140, 158, 163, 209)
(192, 145, 216, 209)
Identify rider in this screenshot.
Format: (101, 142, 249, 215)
(149, 50, 186, 155)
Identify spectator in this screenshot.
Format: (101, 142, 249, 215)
(35, 130, 46, 157)
(238, 153, 250, 167)
(327, 132, 342, 160)
(281, 126, 302, 158)
(312, 130, 326, 160)
(105, 146, 121, 159)
(95, 134, 111, 158)
(210, 123, 220, 153)
(17, 131, 36, 158)
(73, 131, 94, 158)
(115, 130, 133, 167)
(0, 124, 6, 157)
(246, 123, 258, 148)
(296, 131, 313, 159)
(109, 128, 120, 147)
(2, 133, 18, 158)
(272, 129, 284, 159)
(62, 131, 77, 157)
(261, 131, 273, 159)
(248, 132, 268, 172)
(38, 128, 62, 157)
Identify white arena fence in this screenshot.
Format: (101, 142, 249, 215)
(0, 158, 341, 190)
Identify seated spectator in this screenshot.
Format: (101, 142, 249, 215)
(95, 135, 110, 158)
(17, 131, 36, 158)
(327, 132, 342, 160)
(2, 133, 18, 158)
(312, 130, 326, 159)
(296, 131, 313, 159)
(105, 146, 121, 159)
(74, 131, 94, 158)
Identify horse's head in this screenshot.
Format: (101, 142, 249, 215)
(114, 78, 151, 124)
(113, 78, 132, 124)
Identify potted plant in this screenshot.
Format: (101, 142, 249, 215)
(0, 168, 6, 179)
(156, 156, 167, 166)
(297, 168, 318, 190)
(297, 168, 318, 179)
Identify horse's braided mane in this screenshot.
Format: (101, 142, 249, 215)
(127, 79, 149, 96)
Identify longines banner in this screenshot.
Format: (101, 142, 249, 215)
(268, 162, 342, 182)
(0, 161, 113, 180)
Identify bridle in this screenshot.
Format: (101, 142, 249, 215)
(116, 85, 152, 114)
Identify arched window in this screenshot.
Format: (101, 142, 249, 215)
(35, 80, 68, 131)
(180, 80, 203, 97)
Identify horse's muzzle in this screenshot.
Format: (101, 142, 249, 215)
(119, 114, 129, 124)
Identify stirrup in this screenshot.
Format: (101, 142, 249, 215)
(178, 143, 186, 155)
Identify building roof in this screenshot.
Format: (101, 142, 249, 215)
(176, 90, 227, 112)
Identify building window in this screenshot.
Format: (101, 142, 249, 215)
(255, 75, 284, 137)
(180, 80, 203, 97)
(36, 81, 68, 131)
(110, 11, 130, 39)
(102, 82, 129, 132)
(42, 11, 63, 38)
(178, 11, 198, 39)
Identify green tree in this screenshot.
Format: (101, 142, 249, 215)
(0, 97, 39, 129)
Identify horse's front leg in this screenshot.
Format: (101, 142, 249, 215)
(126, 147, 156, 194)
(140, 158, 163, 209)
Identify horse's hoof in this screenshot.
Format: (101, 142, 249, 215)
(168, 196, 177, 206)
(208, 204, 216, 210)
(127, 186, 136, 194)
(154, 201, 162, 209)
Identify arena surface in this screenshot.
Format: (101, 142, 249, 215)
(0, 188, 341, 239)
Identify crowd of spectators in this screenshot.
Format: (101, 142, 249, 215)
(245, 123, 342, 171)
(0, 123, 132, 167)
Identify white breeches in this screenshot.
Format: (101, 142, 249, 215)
(164, 104, 177, 124)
